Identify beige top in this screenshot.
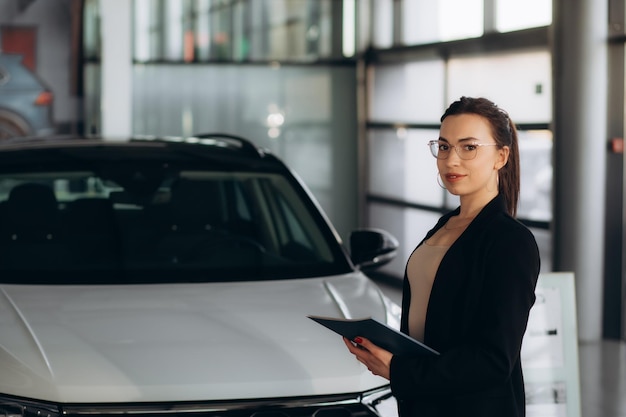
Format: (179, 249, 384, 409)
(406, 241, 450, 342)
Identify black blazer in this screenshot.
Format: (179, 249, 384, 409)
(389, 195, 540, 417)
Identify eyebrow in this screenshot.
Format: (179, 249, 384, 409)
(438, 136, 481, 143)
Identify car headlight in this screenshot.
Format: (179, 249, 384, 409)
(0, 396, 60, 417)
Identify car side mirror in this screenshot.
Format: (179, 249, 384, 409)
(349, 228, 398, 270)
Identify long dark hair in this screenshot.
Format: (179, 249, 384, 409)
(441, 96, 520, 217)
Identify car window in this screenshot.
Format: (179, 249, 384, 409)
(0, 168, 350, 284)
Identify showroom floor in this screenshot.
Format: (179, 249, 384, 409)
(372, 277, 626, 417)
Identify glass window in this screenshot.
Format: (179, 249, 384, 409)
(518, 129, 552, 222)
(133, 0, 338, 63)
(342, 0, 356, 56)
(400, 0, 483, 45)
(164, 0, 185, 61)
(193, 0, 211, 61)
(496, 0, 552, 32)
(232, 0, 249, 60)
(371, 0, 393, 48)
(369, 60, 446, 123)
(317, 1, 334, 57)
(84, 63, 101, 135)
(209, 0, 233, 60)
(439, 0, 483, 41)
(402, 0, 481, 45)
(132, 64, 359, 239)
(368, 129, 443, 207)
(264, 0, 326, 60)
(401, 0, 439, 45)
(83, 0, 101, 60)
(367, 129, 406, 200)
(134, 0, 163, 62)
(447, 49, 552, 124)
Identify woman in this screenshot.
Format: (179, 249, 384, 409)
(344, 96, 540, 417)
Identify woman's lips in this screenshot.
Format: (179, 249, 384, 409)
(444, 173, 465, 183)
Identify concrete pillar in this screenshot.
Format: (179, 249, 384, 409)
(552, 0, 608, 341)
(99, 0, 132, 139)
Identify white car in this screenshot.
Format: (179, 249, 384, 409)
(0, 134, 400, 417)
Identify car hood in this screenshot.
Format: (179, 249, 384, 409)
(0, 273, 393, 403)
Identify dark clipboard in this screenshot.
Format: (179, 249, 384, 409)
(308, 315, 439, 356)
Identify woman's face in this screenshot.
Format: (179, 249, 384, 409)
(437, 113, 509, 200)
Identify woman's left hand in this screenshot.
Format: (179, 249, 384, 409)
(343, 336, 393, 380)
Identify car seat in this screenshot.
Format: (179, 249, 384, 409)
(0, 182, 72, 269)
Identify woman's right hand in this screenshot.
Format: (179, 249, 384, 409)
(343, 336, 392, 380)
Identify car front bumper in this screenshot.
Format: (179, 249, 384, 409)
(1, 387, 398, 417)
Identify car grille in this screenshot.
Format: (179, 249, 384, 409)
(59, 392, 391, 417)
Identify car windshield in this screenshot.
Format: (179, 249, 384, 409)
(0, 166, 352, 284)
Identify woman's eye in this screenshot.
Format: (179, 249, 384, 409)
(464, 144, 478, 151)
(438, 144, 450, 151)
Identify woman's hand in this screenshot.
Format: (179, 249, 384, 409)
(343, 336, 393, 380)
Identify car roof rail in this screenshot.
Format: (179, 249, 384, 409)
(191, 132, 266, 157)
(131, 133, 266, 158)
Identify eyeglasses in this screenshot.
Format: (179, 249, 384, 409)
(428, 140, 499, 160)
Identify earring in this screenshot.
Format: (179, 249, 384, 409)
(437, 172, 446, 189)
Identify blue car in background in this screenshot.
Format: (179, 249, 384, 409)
(0, 52, 54, 139)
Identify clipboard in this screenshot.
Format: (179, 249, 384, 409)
(308, 315, 439, 356)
